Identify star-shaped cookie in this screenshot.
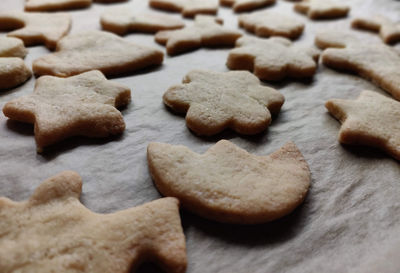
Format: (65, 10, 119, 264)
(3, 70, 131, 152)
(147, 140, 311, 224)
(149, 0, 218, 18)
(220, 0, 276, 13)
(0, 37, 27, 58)
(294, 0, 350, 20)
(155, 15, 242, 56)
(326, 91, 400, 160)
(239, 10, 305, 39)
(227, 36, 319, 81)
(0, 171, 187, 273)
(33, 31, 164, 77)
(163, 70, 284, 135)
(101, 8, 184, 35)
(0, 12, 71, 50)
(352, 15, 400, 44)
(25, 0, 92, 11)
(315, 31, 400, 101)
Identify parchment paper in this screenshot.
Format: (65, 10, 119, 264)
(1, 0, 399, 272)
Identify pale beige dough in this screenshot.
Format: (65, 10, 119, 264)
(155, 15, 242, 56)
(0, 11, 71, 50)
(147, 140, 311, 224)
(0, 58, 31, 90)
(25, 0, 92, 11)
(163, 70, 284, 135)
(220, 0, 276, 13)
(239, 10, 305, 39)
(101, 7, 184, 35)
(3, 70, 131, 152)
(326, 90, 400, 161)
(33, 30, 164, 77)
(352, 15, 400, 44)
(149, 0, 218, 18)
(294, 0, 350, 19)
(0, 37, 27, 58)
(315, 31, 400, 101)
(227, 36, 319, 81)
(0, 171, 187, 273)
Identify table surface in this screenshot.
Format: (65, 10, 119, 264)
(0, 0, 399, 272)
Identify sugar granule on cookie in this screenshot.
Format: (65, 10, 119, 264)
(352, 16, 400, 44)
(3, 70, 130, 152)
(239, 10, 305, 39)
(227, 36, 319, 81)
(147, 140, 311, 224)
(149, 0, 218, 18)
(163, 70, 284, 135)
(0, 171, 187, 273)
(0, 58, 31, 90)
(25, 0, 92, 11)
(155, 15, 242, 56)
(101, 8, 184, 35)
(315, 30, 400, 101)
(294, 0, 350, 19)
(0, 12, 71, 50)
(0, 37, 27, 58)
(326, 91, 400, 160)
(33, 30, 164, 77)
(220, 0, 276, 13)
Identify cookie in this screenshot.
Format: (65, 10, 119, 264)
(147, 140, 311, 224)
(0, 37, 27, 58)
(0, 171, 187, 273)
(33, 31, 164, 77)
(227, 36, 319, 81)
(0, 58, 32, 90)
(25, 0, 92, 11)
(220, 0, 276, 13)
(326, 91, 400, 160)
(155, 15, 242, 56)
(163, 70, 284, 135)
(239, 10, 305, 39)
(315, 31, 400, 101)
(352, 16, 400, 44)
(101, 8, 184, 35)
(294, 0, 350, 19)
(0, 12, 71, 50)
(149, 0, 218, 18)
(3, 70, 130, 152)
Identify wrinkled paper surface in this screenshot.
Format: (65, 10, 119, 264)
(0, 0, 399, 272)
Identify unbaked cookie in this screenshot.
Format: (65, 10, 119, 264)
(315, 31, 400, 101)
(163, 70, 284, 135)
(239, 10, 305, 39)
(147, 140, 311, 224)
(101, 8, 184, 35)
(3, 70, 131, 152)
(0, 171, 187, 273)
(326, 90, 400, 160)
(155, 15, 242, 56)
(0, 11, 71, 50)
(220, 0, 276, 13)
(33, 31, 164, 77)
(294, 0, 350, 19)
(352, 15, 400, 44)
(227, 36, 319, 81)
(149, 0, 218, 18)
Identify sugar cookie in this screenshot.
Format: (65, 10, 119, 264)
(3, 70, 130, 152)
(163, 70, 284, 135)
(0, 12, 71, 50)
(0, 171, 187, 273)
(25, 0, 92, 11)
(294, 0, 349, 19)
(220, 0, 276, 13)
(33, 31, 164, 77)
(326, 90, 400, 160)
(0, 58, 31, 90)
(352, 16, 400, 44)
(155, 15, 242, 56)
(0, 37, 27, 58)
(227, 36, 319, 81)
(147, 140, 311, 224)
(150, 0, 218, 18)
